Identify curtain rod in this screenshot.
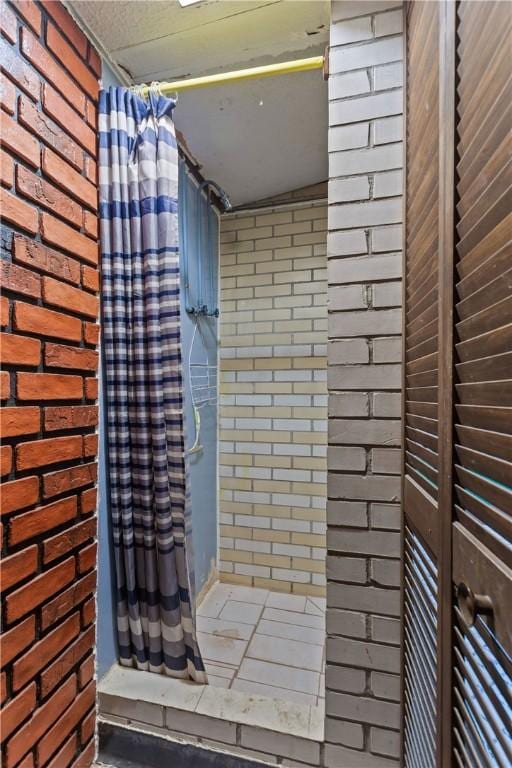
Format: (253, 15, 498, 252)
(138, 54, 326, 96)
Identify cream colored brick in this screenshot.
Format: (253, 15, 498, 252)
(221, 501, 253, 515)
(272, 568, 310, 584)
(220, 323, 237, 336)
(254, 383, 291, 395)
(292, 558, 326, 574)
(292, 482, 327, 496)
(255, 285, 292, 298)
(292, 583, 326, 597)
(274, 269, 311, 284)
(279, 319, 313, 332)
(221, 239, 254, 254)
(292, 506, 327, 522)
(274, 244, 312, 260)
(253, 333, 292, 346)
(222, 215, 255, 231)
(293, 431, 326, 444)
(219, 572, 252, 586)
(293, 206, 327, 221)
(220, 525, 253, 539)
(221, 286, 253, 300)
(235, 563, 270, 578)
(294, 382, 327, 394)
(253, 504, 292, 519)
(236, 225, 273, 241)
(220, 383, 253, 395)
(221, 254, 237, 266)
(291, 407, 325, 419)
(220, 549, 253, 563)
(293, 456, 326, 470)
(220, 359, 254, 370)
(292, 304, 326, 319)
(222, 310, 253, 323)
(222, 406, 253, 418)
(237, 249, 273, 264)
(253, 529, 291, 544)
(253, 479, 291, 493)
(254, 456, 291, 469)
(238, 322, 273, 334)
(237, 273, 273, 287)
(254, 308, 291, 321)
(255, 259, 293, 274)
(253, 431, 291, 443)
(253, 577, 291, 592)
(274, 221, 312, 236)
(293, 356, 327, 369)
(253, 406, 291, 418)
(293, 232, 326, 246)
(237, 298, 273, 311)
(254, 358, 292, 370)
(220, 430, 253, 442)
(223, 263, 255, 277)
(220, 477, 251, 491)
(254, 553, 292, 568)
(291, 533, 326, 547)
(279, 295, 312, 308)
(255, 235, 292, 250)
(220, 453, 253, 466)
(255, 211, 293, 226)
(294, 332, 325, 345)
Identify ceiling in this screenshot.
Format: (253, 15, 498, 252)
(70, 0, 329, 206)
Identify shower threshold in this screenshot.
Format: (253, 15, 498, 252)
(98, 583, 325, 767)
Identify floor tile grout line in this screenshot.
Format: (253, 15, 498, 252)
(230, 600, 265, 690)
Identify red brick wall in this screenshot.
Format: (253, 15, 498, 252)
(0, 2, 100, 766)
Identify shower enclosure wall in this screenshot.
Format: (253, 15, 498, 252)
(218, 193, 328, 596)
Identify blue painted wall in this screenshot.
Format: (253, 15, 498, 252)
(96, 61, 120, 680)
(96, 64, 219, 677)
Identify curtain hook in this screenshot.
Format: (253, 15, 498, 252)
(149, 80, 162, 97)
(131, 82, 147, 99)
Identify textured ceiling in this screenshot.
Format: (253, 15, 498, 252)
(70, 0, 329, 205)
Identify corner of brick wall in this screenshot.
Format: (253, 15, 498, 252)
(325, 2, 403, 766)
(0, 2, 101, 766)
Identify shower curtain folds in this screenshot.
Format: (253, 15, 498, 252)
(99, 86, 206, 682)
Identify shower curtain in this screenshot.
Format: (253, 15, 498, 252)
(99, 86, 206, 682)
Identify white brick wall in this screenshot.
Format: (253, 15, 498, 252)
(219, 200, 328, 596)
(325, 1, 403, 766)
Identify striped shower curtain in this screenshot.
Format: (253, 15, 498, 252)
(99, 87, 206, 682)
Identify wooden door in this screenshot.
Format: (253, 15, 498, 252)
(403, 2, 512, 766)
(452, 2, 512, 765)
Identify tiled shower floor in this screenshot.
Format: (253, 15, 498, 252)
(196, 582, 326, 708)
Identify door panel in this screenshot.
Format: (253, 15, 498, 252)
(452, 3, 512, 765)
(403, 2, 512, 766)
